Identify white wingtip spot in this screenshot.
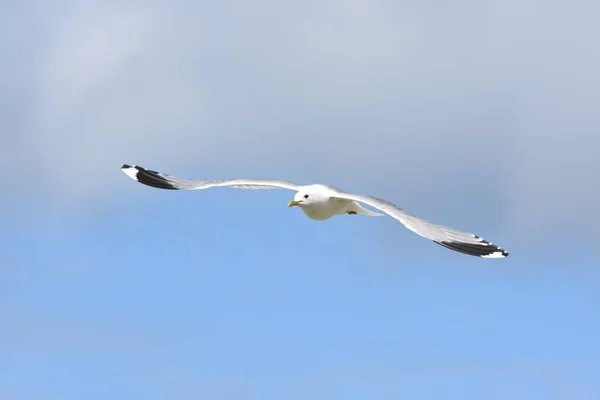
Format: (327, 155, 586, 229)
(121, 165, 139, 181)
(482, 251, 509, 259)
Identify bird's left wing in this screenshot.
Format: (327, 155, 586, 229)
(121, 164, 301, 191)
(329, 191, 509, 258)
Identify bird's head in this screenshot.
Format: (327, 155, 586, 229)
(287, 186, 327, 208)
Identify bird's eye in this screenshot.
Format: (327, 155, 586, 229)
(304, 194, 309, 199)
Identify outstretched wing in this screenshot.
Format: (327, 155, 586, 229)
(330, 191, 509, 258)
(121, 164, 301, 191)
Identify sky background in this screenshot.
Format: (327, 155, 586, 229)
(2, 0, 600, 399)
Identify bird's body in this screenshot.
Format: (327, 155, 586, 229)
(121, 164, 510, 258)
(288, 184, 382, 220)
(295, 193, 346, 221)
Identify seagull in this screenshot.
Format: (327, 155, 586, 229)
(121, 164, 509, 258)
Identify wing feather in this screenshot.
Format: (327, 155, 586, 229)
(121, 164, 300, 191)
(330, 191, 509, 258)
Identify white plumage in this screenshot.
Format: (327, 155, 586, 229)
(121, 164, 509, 258)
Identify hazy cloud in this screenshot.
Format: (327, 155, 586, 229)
(4, 0, 599, 241)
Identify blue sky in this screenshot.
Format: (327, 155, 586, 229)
(2, 1, 600, 399)
(3, 185, 600, 399)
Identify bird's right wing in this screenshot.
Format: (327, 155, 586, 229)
(121, 164, 301, 191)
(330, 191, 509, 258)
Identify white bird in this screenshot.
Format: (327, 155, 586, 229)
(121, 164, 509, 258)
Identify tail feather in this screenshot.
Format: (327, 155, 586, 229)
(350, 201, 384, 217)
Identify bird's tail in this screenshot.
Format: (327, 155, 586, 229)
(349, 201, 384, 217)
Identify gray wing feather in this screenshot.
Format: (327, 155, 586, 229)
(121, 164, 300, 191)
(330, 191, 509, 258)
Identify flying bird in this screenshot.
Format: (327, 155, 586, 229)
(121, 164, 509, 258)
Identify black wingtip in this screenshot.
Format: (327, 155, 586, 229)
(123, 165, 178, 190)
(434, 240, 509, 258)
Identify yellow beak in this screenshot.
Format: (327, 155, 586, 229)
(288, 200, 301, 207)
